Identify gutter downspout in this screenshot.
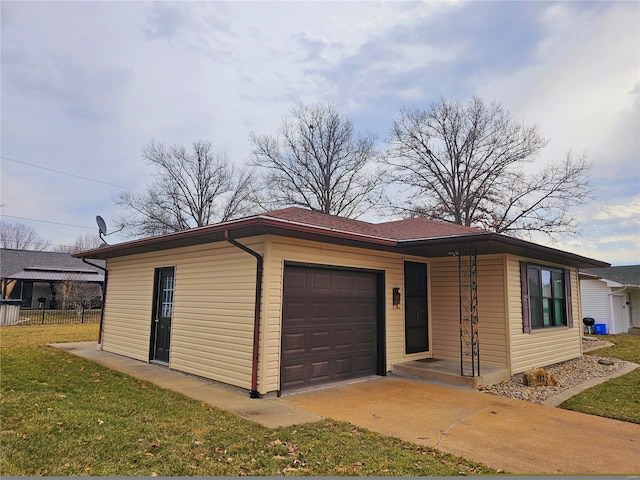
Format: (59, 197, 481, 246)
(224, 230, 262, 399)
(82, 258, 108, 350)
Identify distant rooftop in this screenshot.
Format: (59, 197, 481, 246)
(581, 265, 640, 286)
(1, 248, 105, 282)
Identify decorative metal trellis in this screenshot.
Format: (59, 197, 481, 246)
(459, 247, 480, 377)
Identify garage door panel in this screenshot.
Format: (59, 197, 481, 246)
(282, 332, 305, 354)
(356, 276, 376, 294)
(335, 357, 353, 375)
(335, 328, 354, 347)
(282, 364, 304, 387)
(281, 265, 380, 391)
(355, 327, 375, 345)
(356, 354, 376, 373)
(310, 331, 331, 351)
(284, 302, 306, 320)
(311, 361, 330, 381)
(336, 274, 354, 292)
(312, 272, 331, 291)
(285, 271, 308, 292)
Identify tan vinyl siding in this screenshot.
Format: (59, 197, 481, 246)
(261, 236, 428, 393)
(102, 256, 155, 361)
(102, 238, 264, 390)
(506, 255, 581, 374)
(429, 255, 508, 368)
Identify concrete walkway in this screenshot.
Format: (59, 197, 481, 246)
(542, 361, 638, 407)
(54, 342, 640, 475)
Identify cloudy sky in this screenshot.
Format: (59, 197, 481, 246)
(1, 1, 638, 265)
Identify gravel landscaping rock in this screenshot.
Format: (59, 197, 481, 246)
(478, 339, 633, 404)
(582, 337, 614, 352)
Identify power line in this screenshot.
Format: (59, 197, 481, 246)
(1, 214, 95, 230)
(1, 155, 141, 192)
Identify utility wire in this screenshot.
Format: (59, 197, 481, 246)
(1, 214, 95, 230)
(1, 155, 141, 192)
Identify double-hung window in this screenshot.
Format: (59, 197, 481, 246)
(520, 263, 573, 332)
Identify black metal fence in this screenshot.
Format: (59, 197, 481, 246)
(17, 306, 101, 325)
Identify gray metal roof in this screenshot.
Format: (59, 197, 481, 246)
(1, 248, 105, 282)
(9, 271, 103, 282)
(581, 265, 640, 287)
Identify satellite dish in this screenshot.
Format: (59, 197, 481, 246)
(96, 216, 108, 236)
(96, 215, 110, 246)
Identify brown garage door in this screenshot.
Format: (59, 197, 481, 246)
(281, 265, 379, 392)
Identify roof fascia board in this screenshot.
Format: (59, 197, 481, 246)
(74, 215, 398, 260)
(399, 233, 609, 268)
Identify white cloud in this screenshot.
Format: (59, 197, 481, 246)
(1, 1, 638, 264)
(593, 198, 640, 222)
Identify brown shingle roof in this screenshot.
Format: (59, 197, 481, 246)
(376, 217, 485, 240)
(264, 207, 485, 241)
(75, 206, 609, 268)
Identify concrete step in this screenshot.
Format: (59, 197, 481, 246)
(392, 359, 511, 389)
(628, 327, 640, 336)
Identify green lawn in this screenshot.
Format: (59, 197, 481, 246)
(0, 324, 497, 476)
(559, 334, 640, 424)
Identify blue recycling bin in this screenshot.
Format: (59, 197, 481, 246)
(593, 323, 608, 335)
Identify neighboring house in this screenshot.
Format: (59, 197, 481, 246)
(0, 249, 105, 309)
(76, 207, 607, 397)
(579, 266, 640, 334)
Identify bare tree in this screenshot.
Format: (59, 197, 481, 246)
(385, 97, 592, 237)
(250, 103, 383, 218)
(115, 140, 255, 237)
(0, 221, 51, 250)
(54, 233, 102, 253)
(61, 280, 102, 318)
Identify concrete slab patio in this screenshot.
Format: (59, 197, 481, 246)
(54, 341, 640, 475)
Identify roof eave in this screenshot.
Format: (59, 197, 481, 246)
(74, 215, 398, 260)
(398, 233, 609, 268)
(75, 216, 609, 269)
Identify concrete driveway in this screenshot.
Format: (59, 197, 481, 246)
(278, 376, 640, 475)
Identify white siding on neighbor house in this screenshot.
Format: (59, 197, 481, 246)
(506, 256, 581, 374)
(429, 255, 509, 369)
(580, 278, 634, 334)
(631, 290, 640, 327)
(102, 238, 264, 390)
(261, 236, 430, 394)
(580, 278, 612, 327)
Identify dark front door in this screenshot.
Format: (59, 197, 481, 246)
(404, 261, 428, 353)
(281, 265, 381, 392)
(150, 267, 174, 363)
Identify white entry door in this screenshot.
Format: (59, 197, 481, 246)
(611, 295, 626, 334)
